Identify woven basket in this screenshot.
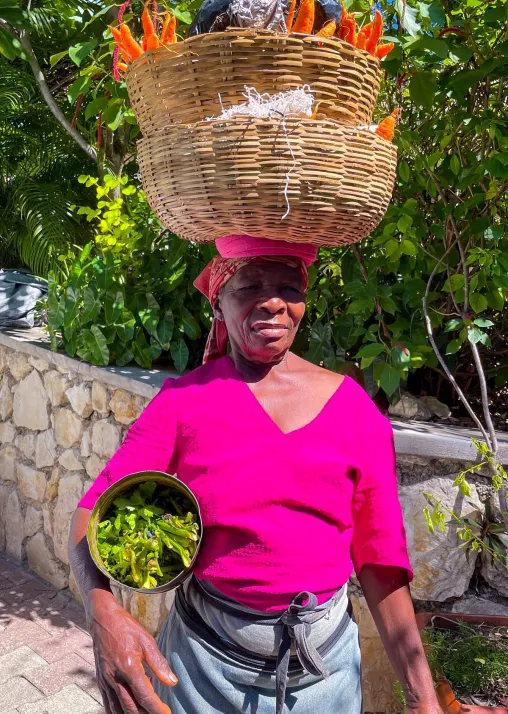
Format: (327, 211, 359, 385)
(127, 29, 381, 135)
(137, 117, 397, 246)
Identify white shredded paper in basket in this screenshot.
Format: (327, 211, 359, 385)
(208, 86, 315, 220)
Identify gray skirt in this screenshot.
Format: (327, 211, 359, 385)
(153, 578, 363, 714)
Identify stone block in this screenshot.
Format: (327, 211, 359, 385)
(0, 420, 15, 443)
(0, 676, 44, 710)
(44, 370, 69, 407)
(52, 473, 83, 564)
(45, 467, 61, 501)
(59, 449, 83, 471)
(54, 408, 83, 448)
(27, 532, 68, 590)
(85, 454, 106, 480)
(481, 551, 508, 598)
(66, 384, 93, 418)
(0, 444, 17, 481)
(25, 506, 43, 538)
(81, 428, 92, 458)
(17, 684, 103, 714)
(0, 375, 13, 420)
(0, 345, 7, 373)
(14, 432, 36, 460)
(451, 593, 508, 616)
(92, 420, 120, 458)
(4, 491, 23, 559)
(35, 429, 57, 469)
(91, 381, 109, 417)
(7, 351, 32, 381)
(13, 370, 49, 431)
(17, 462, 47, 502)
(109, 389, 145, 425)
(399, 477, 483, 601)
(29, 356, 50, 371)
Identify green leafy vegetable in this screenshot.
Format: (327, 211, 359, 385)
(97, 482, 200, 589)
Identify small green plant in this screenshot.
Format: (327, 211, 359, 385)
(47, 176, 214, 371)
(422, 624, 508, 705)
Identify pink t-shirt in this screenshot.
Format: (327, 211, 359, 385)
(80, 357, 412, 612)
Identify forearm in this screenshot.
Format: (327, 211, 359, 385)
(68, 507, 117, 625)
(358, 565, 437, 709)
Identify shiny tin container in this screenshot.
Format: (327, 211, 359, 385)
(87, 470, 202, 594)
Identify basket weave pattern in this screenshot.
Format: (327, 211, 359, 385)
(138, 118, 397, 246)
(127, 30, 382, 134)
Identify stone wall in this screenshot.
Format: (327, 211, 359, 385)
(1, 330, 507, 713)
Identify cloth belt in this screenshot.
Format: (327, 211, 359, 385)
(175, 578, 352, 714)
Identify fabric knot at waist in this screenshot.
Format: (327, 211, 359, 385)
(175, 577, 351, 714)
(275, 592, 328, 714)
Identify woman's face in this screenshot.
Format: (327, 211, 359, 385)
(217, 261, 306, 363)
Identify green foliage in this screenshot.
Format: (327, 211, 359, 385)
(422, 624, 508, 703)
(97, 481, 200, 589)
(47, 177, 213, 371)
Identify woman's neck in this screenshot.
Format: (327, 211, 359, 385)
(229, 349, 292, 384)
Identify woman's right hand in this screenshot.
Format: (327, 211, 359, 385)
(88, 589, 178, 714)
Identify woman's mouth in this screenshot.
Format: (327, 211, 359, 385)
(252, 322, 289, 339)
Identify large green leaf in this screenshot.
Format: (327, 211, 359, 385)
(67, 76, 92, 104)
(374, 362, 401, 397)
(180, 306, 200, 340)
(157, 309, 174, 350)
(104, 288, 124, 325)
(81, 325, 109, 366)
(139, 293, 160, 337)
(69, 40, 97, 67)
(131, 329, 152, 369)
(409, 72, 437, 110)
(170, 338, 189, 373)
(82, 286, 101, 323)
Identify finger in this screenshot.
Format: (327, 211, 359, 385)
(142, 637, 178, 686)
(100, 680, 125, 714)
(125, 668, 173, 714)
(116, 681, 149, 714)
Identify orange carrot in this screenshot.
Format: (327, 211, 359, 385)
(355, 19, 373, 50)
(376, 42, 394, 59)
(108, 25, 133, 62)
(142, 6, 160, 50)
(366, 10, 383, 54)
(120, 23, 143, 59)
(317, 19, 336, 37)
(286, 0, 297, 31)
(292, 0, 315, 34)
(118, 62, 128, 72)
(161, 11, 177, 44)
(375, 108, 401, 141)
(340, 14, 357, 44)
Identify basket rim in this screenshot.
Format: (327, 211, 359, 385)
(126, 27, 381, 76)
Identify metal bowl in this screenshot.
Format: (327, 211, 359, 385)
(87, 471, 202, 594)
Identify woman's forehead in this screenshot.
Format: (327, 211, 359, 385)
(231, 260, 303, 283)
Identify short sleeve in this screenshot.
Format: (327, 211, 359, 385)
(78, 378, 177, 510)
(350, 406, 413, 581)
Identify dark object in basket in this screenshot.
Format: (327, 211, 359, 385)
(188, 0, 342, 36)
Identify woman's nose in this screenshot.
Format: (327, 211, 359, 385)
(258, 296, 286, 313)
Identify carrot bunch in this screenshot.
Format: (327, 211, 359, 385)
(375, 108, 400, 141)
(336, 6, 394, 60)
(109, 4, 177, 73)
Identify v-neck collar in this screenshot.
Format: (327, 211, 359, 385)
(224, 357, 349, 436)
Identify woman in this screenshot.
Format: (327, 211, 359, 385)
(69, 236, 444, 714)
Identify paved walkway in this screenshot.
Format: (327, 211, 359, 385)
(0, 553, 104, 714)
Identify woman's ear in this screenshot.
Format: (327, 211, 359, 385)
(213, 298, 224, 322)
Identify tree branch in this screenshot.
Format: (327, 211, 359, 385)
(16, 29, 97, 163)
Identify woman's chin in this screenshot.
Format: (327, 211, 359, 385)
(245, 338, 293, 363)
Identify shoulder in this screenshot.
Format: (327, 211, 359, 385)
(288, 353, 345, 389)
(161, 356, 229, 393)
